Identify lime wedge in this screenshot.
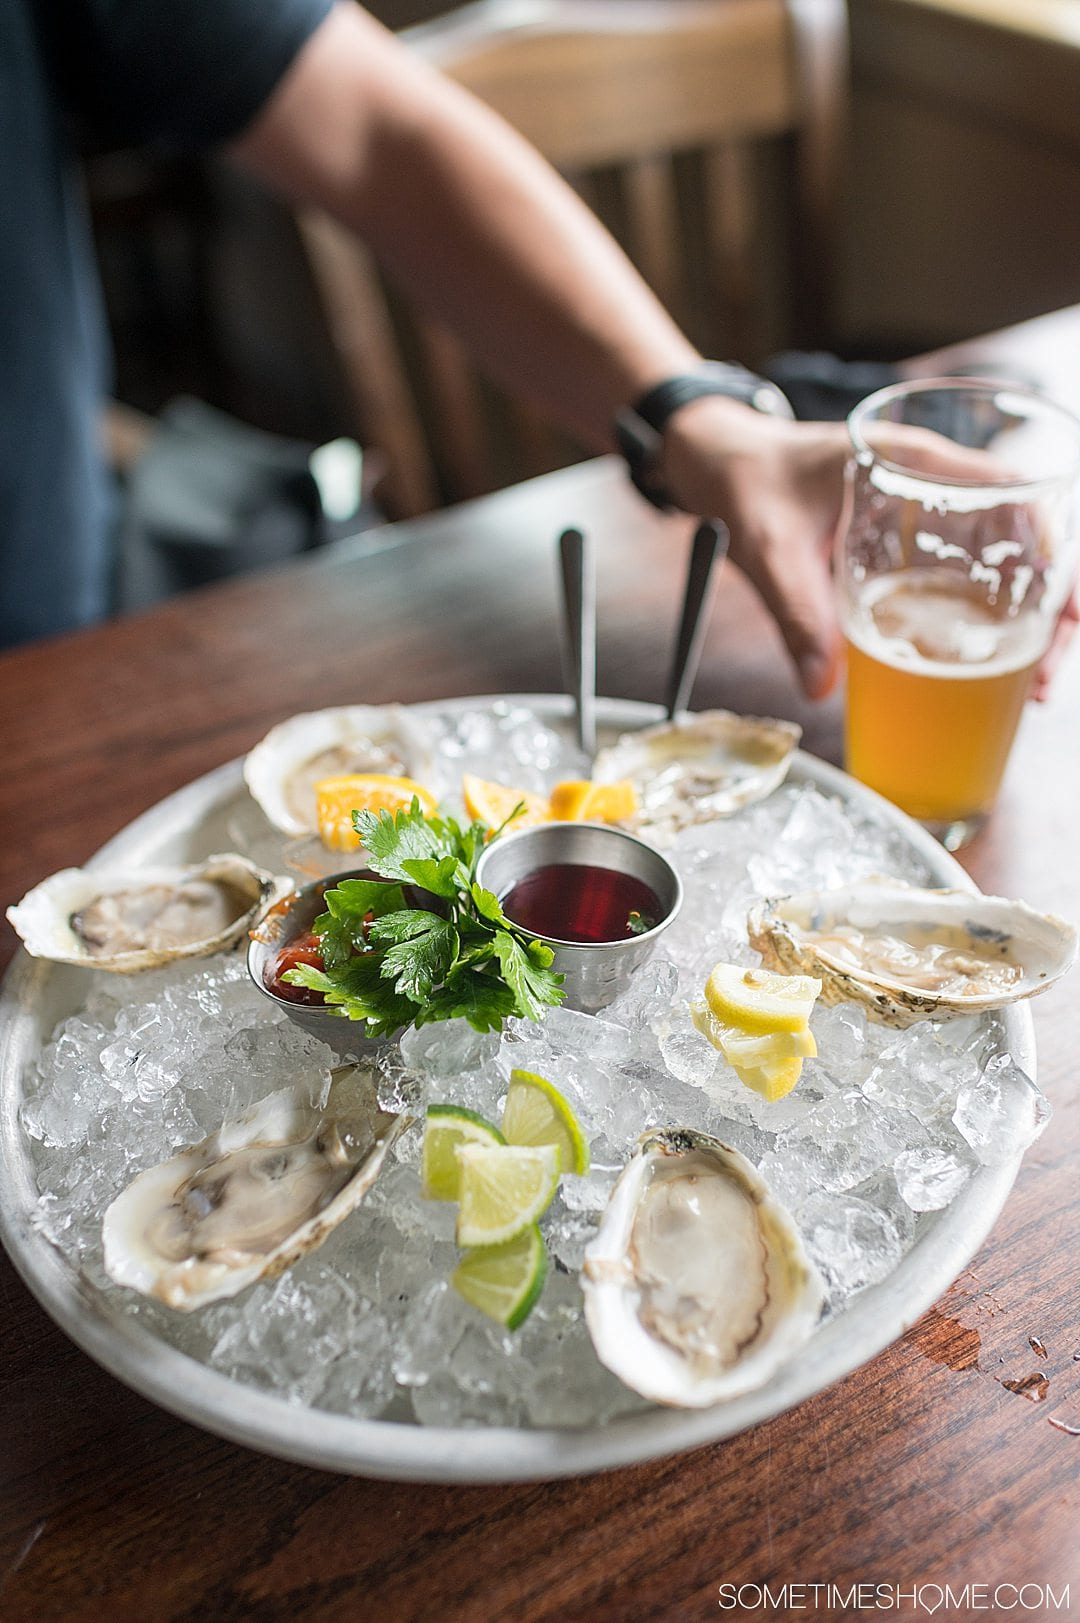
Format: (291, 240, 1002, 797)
(451, 1225, 548, 1328)
(704, 962, 821, 1034)
(421, 1103, 506, 1201)
(455, 1142, 561, 1247)
(500, 1068, 590, 1175)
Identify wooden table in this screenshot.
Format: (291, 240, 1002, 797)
(3, 309, 1080, 1620)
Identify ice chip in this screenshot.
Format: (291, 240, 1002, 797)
(449, 1322, 518, 1394)
(893, 1145, 973, 1211)
(561, 1165, 619, 1212)
(209, 1267, 360, 1404)
(862, 1022, 973, 1124)
(605, 957, 679, 1031)
(318, 1312, 395, 1417)
(399, 1020, 500, 1079)
(657, 1021, 719, 1090)
(756, 1144, 819, 1214)
(392, 1280, 469, 1387)
(540, 1005, 634, 1064)
(800, 1191, 906, 1296)
(952, 1053, 1050, 1165)
(549, 1207, 600, 1272)
(809, 1002, 870, 1085)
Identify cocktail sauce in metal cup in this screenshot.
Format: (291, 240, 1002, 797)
(247, 868, 400, 1056)
(475, 823, 683, 1013)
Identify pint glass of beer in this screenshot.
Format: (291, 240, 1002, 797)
(837, 378, 1080, 848)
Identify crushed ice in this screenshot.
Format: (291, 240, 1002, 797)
(20, 706, 1050, 1428)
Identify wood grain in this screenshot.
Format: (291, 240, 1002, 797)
(3, 313, 1080, 1621)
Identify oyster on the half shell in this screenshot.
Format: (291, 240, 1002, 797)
(582, 1128, 824, 1407)
(6, 854, 285, 973)
(243, 705, 438, 835)
(747, 876, 1078, 1028)
(591, 711, 800, 841)
(102, 1063, 410, 1310)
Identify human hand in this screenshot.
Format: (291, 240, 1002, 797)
(659, 399, 1076, 702)
(657, 397, 850, 699)
(1032, 583, 1079, 701)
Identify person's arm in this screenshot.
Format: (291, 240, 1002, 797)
(231, 2, 848, 696)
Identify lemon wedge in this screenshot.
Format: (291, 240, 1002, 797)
(462, 774, 550, 832)
(548, 779, 638, 823)
(730, 1055, 805, 1102)
(696, 961, 822, 1102)
(314, 774, 438, 851)
(717, 1026, 818, 1066)
(704, 963, 821, 1035)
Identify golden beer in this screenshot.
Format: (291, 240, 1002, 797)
(843, 571, 1041, 824)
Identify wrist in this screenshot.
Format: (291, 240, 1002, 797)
(614, 363, 793, 513)
(658, 394, 781, 516)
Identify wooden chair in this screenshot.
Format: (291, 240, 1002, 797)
(295, 0, 850, 518)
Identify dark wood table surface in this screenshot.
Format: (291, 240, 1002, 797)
(3, 308, 1080, 1621)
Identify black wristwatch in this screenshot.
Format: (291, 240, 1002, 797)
(614, 361, 794, 511)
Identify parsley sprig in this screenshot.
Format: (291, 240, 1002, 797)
(283, 799, 564, 1036)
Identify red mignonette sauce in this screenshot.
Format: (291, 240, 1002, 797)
(499, 862, 660, 945)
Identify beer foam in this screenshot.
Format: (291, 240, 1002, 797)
(845, 571, 1044, 677)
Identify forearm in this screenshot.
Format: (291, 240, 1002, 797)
(231, 3, 700, 450)
(230, 4, 852, 703)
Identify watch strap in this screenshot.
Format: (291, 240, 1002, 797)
(634, 362, 793, 429)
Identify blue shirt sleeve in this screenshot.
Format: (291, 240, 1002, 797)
(38, 0, 335, 150)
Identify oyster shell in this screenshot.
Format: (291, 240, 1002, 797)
(747, 876, 1078, 1028)
(582, 1128, 823, 1407)
(102, 1063, 409, 1310)
(6, 854, 286, 973)
(591, 710, 800, 841)
(244, 705, 438, 835)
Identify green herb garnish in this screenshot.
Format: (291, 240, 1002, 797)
(626, 910, 654, 937)
(283, 798, 564, 1036)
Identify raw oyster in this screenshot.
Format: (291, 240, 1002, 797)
(591, 710, 800, 840)
(102, 1063, 410, 1310)
(6, 855, 286, 973)
(748, 876, 1078, 1028)
(582, 1128, 824, 1407)
(244, 705, 438, 835)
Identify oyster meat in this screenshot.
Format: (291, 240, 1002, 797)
(244, 705, 438, 835)
(102, 1063, 410, 1310)
(6, 854, 286, 973)
(748, 876, 1078, 1028)
(592, 710, 800, 840)
(582, 1128, 823, 1407)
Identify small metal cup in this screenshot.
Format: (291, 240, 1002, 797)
(247, 868, 391, 1057)
(475, 823, 683, 1013)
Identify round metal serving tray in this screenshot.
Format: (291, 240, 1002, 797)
(0, 697, 1029, 1482)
